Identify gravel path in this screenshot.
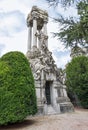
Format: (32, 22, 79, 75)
(0, 109, 88, 130)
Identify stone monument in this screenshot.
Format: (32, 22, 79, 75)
(26, 6, 74, 114)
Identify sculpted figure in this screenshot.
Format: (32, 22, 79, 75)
(36, 30, 48, 51)
(30, 58, 45, 80)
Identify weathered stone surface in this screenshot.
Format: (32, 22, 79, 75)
(26, 6, 74, 115)
(27, 6, 48, 30)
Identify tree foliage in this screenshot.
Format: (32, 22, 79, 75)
(53, 16, 84, 47)
(46, 0, 79, 7)
(0, 51, 37, 125)
(66, 56, 88, 108)
(77, 1, 88, 43)
(46, 0, 88, 47)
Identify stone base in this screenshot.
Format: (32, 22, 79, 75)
(57, 97, 70, 103)
(36, 105, 44, 115)
(60, 103, 74, 113)
(36, 102, 74, 115)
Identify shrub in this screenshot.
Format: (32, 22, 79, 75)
(66, 55, 88, 108)
(0, 51, 37, 125)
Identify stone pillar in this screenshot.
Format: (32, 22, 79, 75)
(43, 19, 48, 48)
(63, 85, 67, 97)
(61, 88, 64, 96)
(43, 21, 47, 34)
(38, 30, 41, 49)
(41, 70, 44, 100)
(33, 18, 37, 47)
(53, 81, 60, 113)
(27, 26, 32, 51)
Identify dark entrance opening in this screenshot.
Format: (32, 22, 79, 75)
(45, 81, 51, 105)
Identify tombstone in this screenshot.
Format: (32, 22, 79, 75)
(26, 6, 74, 115)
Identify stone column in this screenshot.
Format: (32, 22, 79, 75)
(33, 18, 37, 48)
(63, 85, 67, 97)
(27, 26, 32, 51)
(43, 19, 48, 48)
(38, 30, 41, 49)
(41, 70, 44, 101)
(43, 21, 47, 34)
(60, 88, 64, 96)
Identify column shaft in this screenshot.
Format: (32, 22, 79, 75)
(38, 30, 41, 49)
(43, 22, 48, 48)
(33, 18, 37, 47)
(27, 26, 32, 51)
(43, 22, 47, 34)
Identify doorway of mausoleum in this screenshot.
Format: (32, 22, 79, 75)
(45, 81, 52, 105)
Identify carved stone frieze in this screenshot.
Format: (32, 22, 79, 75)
(26, 45, 57, 80)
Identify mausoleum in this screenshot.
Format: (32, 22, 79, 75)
(26, 6, 74, 114)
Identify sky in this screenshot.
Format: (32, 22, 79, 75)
(0, 0, 77, 69)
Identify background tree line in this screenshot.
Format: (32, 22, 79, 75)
(46, 0, 88, 108)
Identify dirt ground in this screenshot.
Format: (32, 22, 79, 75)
(0, 108, 88, 130)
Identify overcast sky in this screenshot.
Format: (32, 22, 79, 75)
(0, 0, 77, 68)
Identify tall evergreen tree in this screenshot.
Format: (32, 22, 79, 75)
(46, 0, 88, 47)
(66, 56, 88, 108)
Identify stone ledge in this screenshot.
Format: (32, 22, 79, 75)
(56, 97, 70, 103)
(60, 103, 74, 113)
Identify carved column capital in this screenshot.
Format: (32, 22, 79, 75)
(26, 13, 33, 27)
(31, 11, 39, 19)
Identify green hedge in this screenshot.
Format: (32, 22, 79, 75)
(66, 56, 88, 108)
(0, 51, 37, 125)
